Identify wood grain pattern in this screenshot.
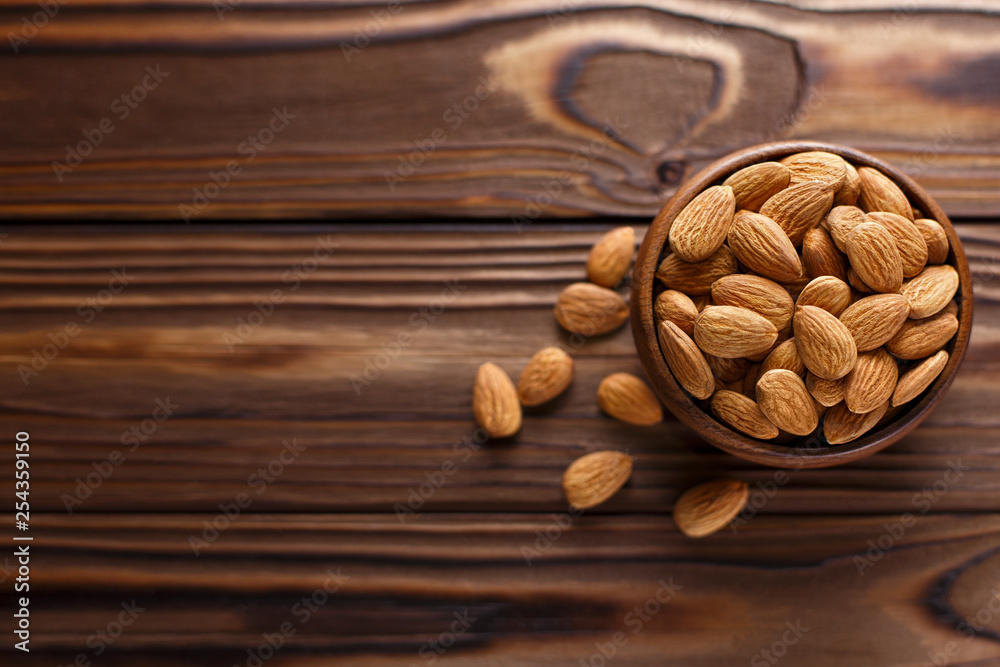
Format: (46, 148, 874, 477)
(4, 1, 1000, 218)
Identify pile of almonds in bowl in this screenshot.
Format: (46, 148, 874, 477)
(647, 146, 968, 451)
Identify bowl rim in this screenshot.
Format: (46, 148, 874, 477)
(631, 140, 974, 469)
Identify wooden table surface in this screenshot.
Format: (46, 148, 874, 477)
(1, 223, 998, 666)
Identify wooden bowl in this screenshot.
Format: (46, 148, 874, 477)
(631, 141, 973, 468)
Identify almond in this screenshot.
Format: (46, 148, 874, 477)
(742, 363, 761, 398)
(668, 185, 736, 262)
(674, 479, 749, 538)
(780, 151, 847, 189)
(857, 166, 914, 220)
(658, 321, 716, 400)
(844, 348, 898, 414)
(473, 362, 522, 437)
(706, 354, 752, 384)
(914, 218, 950, 265)
(795, 276, 852, 317)
(726, 211, 804, 283)
(710, 274, 794, 329)
(760, 338, 806, 377)
(711, 390, 779, 440)
(793, 305, 858, 380)
(554, 282, 628, 335)
(847, 266, 874, 294)
(839, 293, 911, 351)
(824, 399, 889, 444)
(825, 205, 869, 253)
(759, 180, 835, 246)
(517, 346, 573, 407)
(846, 222, 904, 293)
(802, 226, 848, 282)
(747, 323, 790, 363)
(694, 306, 778, 359)
(901, 264, 959, 319)
(886, 311, 958, 360)
(691, 294, 712, 312)
(656, 246, 738, 296)
(806, 372, 845, 407)
(563, 450, 633, 510)
(756, 369, 819, 435)
(867, 212, 929, 278)
(833, 161, 861, 207)
(722, 162, 790, 211)
(597, 372, 663, 425)
(943, 300, 959, 317)
(587, 226, 635, 287)
(892, 350, 949, 406)
(654, 289, 698, 336)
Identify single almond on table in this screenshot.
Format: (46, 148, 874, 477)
(795, 275, 852, 317)
(726, 210, 804, 283)
(759, 180, 835, 246)
(839, 293, 911, 352)
(563, 450, 633, 510)
(657, 246, 738, 296)
(658, 321, 716, 400)
(756, 369, 819, 436)
(901, 264, 959, 319)
(844, 348, 898, 414)
(722, 162, 790, 211)
(833, 161, 861, 207)
(694, 305, 779, 359)
(825, 205, 869, 252)
(587, 226, 635, 288)
(554, 282, 628, 336)
(780, 151, 848, 189)
(710, 274, 794, 329)
(892, 350, 949, 406)
(886, 311, 958, 360)
(824, 399, 889, 444)
(802, 226, 848, 282)
(846, 222, 904, 293)
(654, 289, 699, 336)
(706, 354, 752, 384)
(667, 185, 736, 262)
(914, 218, 950, 265)
(857, 166, 914, 220)
(760, 337, 806, 377)
(597, 372, 663, 425)
(517, 346, 573, 407)
(711, 390, 779, 440)
(793, 305, 858, 380)
(473, 362, 522, 438)
(866, 211, 929, 278)
(806, 372, 846, 407)
(674, 479, 749, 538)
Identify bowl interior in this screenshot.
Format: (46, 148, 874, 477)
(631, 141, 973, 468)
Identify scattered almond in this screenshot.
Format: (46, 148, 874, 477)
(710, 274, 794, 329)
(756, 369, 819, 436)
(563, 450, 633, 510)
(886, 311, 958, 360)
(839, 293, 911, 352)
(727, 210, 804, 283)
(793, 305, 858, 380)
(722, 162, 790, 211)
(473, 362, 522, 438)
(760, 180, 835, 246)
(517, 347, 573, 407)
(892, 350, 949, 406)
(846, 222, 904, 293)
(554, 282, 628, 336)
(654, 289, 699, 336)
(668, 185, 736, 262)
(824, 399, 889, 445)
(844, 348, 898, 414)
(901, 264, 959, 319)
(658, 321, 716, 400)
(587, 226, 635, 287)
(694, 306, 778, 359)
(857, 166, 914, 220)
(795, 276, 852, 317)
(674, 479, 749, 538)
(657, 246, 738, 296)
(597, 372, 663, 425)
(711, 390, 779, 440)
(914, 219, 950, 265)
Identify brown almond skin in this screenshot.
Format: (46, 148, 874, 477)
(563, 451, 633, 510)
(914, 219, 950, 265)
(846, 222, 904, 293)
(694, 306, 778, 359)
(654, 290, 698, 336)
(806, 372, 846, 407)
(711, 390, 779, 440)
(802, 226, 848, 282)
(839, 293, 911, 352)
(824, 400, 889, 444)
(901, 265, 959, 319)
(674, 479, 749, 538)
(727, 211, 804, 283)
(746, 323, 791, 363)
(760, 338, 806, 377)
(867, 212, 929, 278)
(780, 151, 847, 188)
(554, 283, 628, 336)
(857, 167, 914, 220)
(710, 274, 794, 329)
(887, 311, 958, 360)
(795, 276, 852, 317)
(844, 348, 898, 414)
(723, 162, 790, 211)
(706, 355, 752, 384)
(668, 185, 736, 263)
(756, 369, 819, 436)
(825, 205, 869, 252)
(473, 362, 522, 438)
(847, 267, 874, 293)
(759, 180, 835, 246)
(517, 347, 574, 407)
(892, 350, 949, 406)
(597, 373, 663, 426)
(657, 246, 738, 296)
(587, 226, 635, 288)
(658, 321, 716, 400)
(833, 162, 862, 207)
(793, 305, 858, 380)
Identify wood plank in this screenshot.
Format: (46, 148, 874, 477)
(4, 1, 1000, 218)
